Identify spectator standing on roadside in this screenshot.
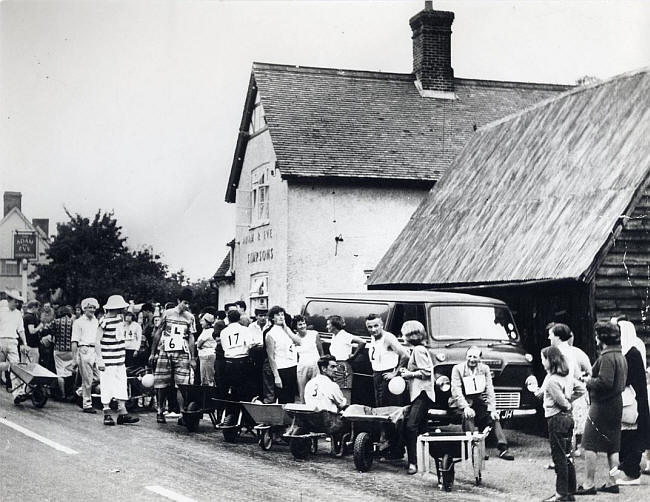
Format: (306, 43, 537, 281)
(39, 303, 55, 371)
(450, 346, 515, 460)
(196, 313, 216, 386)
(235, 300, 251, 327)
(22, 300, 43, 364)
(294, 314, 323, 403)
(50, 306, 75, 400)
(96, 295, 139, 426)
(247, 308, 271, 401)
(71, 298, 100, 413)
(139, 302, 155, 356)
(0, 290, 28, 404)
(576, 321, 627, 495)
(327, 315, 365, 404)
(123, 310, 143, 369)
(365, 314, 408, 407)
(266, 305, 301, 404)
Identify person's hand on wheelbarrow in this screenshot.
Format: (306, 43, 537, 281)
(463, 406, 476, 419)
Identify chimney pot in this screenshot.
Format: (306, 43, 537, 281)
(425, 1, 433, 11)
(3, 191, 22, 217)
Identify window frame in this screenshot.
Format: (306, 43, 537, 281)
(251, 165, 270, 227)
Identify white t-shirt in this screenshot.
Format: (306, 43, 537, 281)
(0, 305, 23, 339)
(266, 325, 297, 369)
(297, 330, 320, 366)
(123, 321, 142, 351)
(197, 328, 217, 357)
(368, 332, 400, 372)
(305, 374, 346, 413)
(329, 329, 354, 361)
(247, 322, 265, 346)
(220, 322, 250, 359)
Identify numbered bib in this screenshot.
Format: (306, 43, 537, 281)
(462, 374, 486, 395)
(223, 331, 245, 351)
(164, 324, 187, 352)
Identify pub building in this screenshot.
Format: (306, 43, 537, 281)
(215, 2, 570, 314)
(369, 68, 650, 362)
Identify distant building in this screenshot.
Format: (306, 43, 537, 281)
(217, 2, 570, 314)
(0, 191, 51, 301)
(369, 68, 650, 361)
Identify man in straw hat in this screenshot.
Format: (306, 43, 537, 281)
(0, 289, 28, 404)
(72, 297, 100, 413)
(96, 294, 139, 426)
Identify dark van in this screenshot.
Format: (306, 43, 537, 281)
(302, 291, 537, 422)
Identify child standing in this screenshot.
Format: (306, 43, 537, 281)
(534, 345, 576, 502)
(196, 313, 217, 386)
(96, 295, 139, 426)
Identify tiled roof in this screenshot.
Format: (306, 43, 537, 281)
(369, 68, 650, 287)
(226, 63, 570, 201)
(213, 252, 232, 281)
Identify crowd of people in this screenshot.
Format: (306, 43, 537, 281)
(1, 287, 649, 493)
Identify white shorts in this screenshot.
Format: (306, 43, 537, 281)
(99, 364, 128, 403)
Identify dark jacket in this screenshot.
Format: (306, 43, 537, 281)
(625, 346, 650, 448)
(586, 346, 627, 403)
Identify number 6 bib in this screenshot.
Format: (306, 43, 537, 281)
(164, 325, 187, 352)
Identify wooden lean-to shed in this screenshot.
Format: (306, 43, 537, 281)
(369, 68, 650, 362)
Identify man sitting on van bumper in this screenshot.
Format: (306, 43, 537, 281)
(450, 346, 514, 461)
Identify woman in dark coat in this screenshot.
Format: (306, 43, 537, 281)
(576, 321, 627, 496)
(617, 320, 650, 483)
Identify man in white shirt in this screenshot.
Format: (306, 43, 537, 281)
(247, 308, 271, 401)
(71, 297, 100, 413)
(0, 290, 28, 404)
(305, 355, 347, 413)
(220, 309, 253, 423)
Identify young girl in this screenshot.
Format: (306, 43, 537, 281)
(534, 346, 576, 502)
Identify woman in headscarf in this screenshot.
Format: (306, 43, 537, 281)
(616, 320, 650, 485)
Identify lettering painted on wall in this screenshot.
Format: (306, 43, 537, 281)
(242, 227, 273, 245)
(248, 248, 273, 264)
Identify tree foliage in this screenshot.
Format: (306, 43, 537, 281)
(32, 209, 210, 307)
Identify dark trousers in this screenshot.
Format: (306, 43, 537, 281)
(373, 369, 402, 407)
(224, 357, 252, 422)
(620, 429, 642, 479)
(277, 366, 298, 404)
(406, 391, 434, 464)
(461, 397, 508, 449)
(262, 361, 276, 403)
(548, 412, 576, 497)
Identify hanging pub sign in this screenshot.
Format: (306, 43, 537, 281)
(14, 231, 37, 260)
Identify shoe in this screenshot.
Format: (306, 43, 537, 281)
(177, 417, 185, 426)
(498, 449, 515, 461)
(406, 464, 418, 475)
(104, 415, 115, 426)
(547, 463, 556, 470)
(615, 475, 640, 485)
(156, 413, 166, 424)
(116, 414, 139, 425)
(165, 411, 181, 419)
(597, 484, 619, 494)
(542, 495, 574, 502)
(13, 395, 28, 405)
(82, 408, 98, 414)
(574, 485, 597, 496)
(641, 460, 650, 475)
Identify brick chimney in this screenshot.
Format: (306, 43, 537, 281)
(410, 1, 455, 98)
(32, 219, 50, 237)
(3, 191, 22, 217)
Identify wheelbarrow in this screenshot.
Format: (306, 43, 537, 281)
(178, 384, 222, 432)
(10, 362, 58, 408)
(283, 404, 350, 460)
(211, 398, 256, 442)
(341, 405, 406, 472)
(416, 427, 491, 491)
(240, 400, 292, 451)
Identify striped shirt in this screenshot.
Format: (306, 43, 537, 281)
(99, 316, 126, 367)
(52, 316, 74, 352)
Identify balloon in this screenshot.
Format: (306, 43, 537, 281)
(141, 374, 154, 388)
(388, 376, 406, 395)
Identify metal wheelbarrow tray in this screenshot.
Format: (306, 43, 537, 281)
(240, 401, 292, 451)
(282, 404, 348, 460)
(177, 384, 222, 432)
(11, 363, 58, 408)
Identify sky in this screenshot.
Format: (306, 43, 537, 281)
(1, 0, 648, 280)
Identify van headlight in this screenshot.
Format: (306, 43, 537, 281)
(525, 375, 538, 392)
(435, 353, 446, 362)
(525, 353, 533, 362)
(435, 375, 451, 393)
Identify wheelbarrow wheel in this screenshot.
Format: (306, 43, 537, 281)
(222, 427, 239, 443)
(441, 454, 455, 492)
(290, 437, 311, 460)
(31, 386, 48, 408)
(353, 432, 374, 472)
(259, 430, 273, 451)
(184, 413, 201, 432)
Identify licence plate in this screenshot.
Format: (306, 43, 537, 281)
(500, 410, 514, 419)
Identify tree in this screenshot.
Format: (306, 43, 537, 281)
(31, 209, 191, 306)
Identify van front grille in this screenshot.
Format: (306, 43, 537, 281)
(495, 392, 520, 409)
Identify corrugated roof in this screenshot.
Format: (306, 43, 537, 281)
(226, 63, 570, 201)
(369, 68, 650, 287)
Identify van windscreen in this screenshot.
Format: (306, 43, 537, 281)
(303, 300, 390, 338)
(429, 305, 518, 341)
